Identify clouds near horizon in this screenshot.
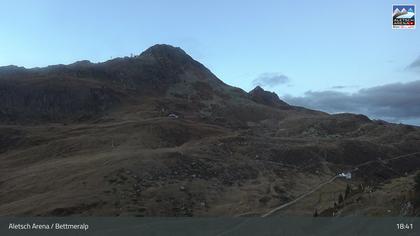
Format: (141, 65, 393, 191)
(283, 80, 420, 125)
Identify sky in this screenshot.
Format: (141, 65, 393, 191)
(1, 0, 420, 125)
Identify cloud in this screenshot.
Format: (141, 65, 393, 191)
(252, 73, 290, 88)
(330, 86, 347, 89)
(407, 56, 420, 70)
(330, 85, 359, 90)
(283, 80, 420, 126)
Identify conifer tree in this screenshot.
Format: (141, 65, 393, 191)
(345, 184, 351, 199)
(338, 193, 344, 204)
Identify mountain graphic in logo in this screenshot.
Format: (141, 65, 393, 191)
(393, 5, 415, 19)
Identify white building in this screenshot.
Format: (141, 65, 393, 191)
(338, 172, 352, 180)
(168, 113, 179, 119)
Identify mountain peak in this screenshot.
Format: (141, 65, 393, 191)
(251, 85, 264, 92)
(249, 86, 289, 108)
(140, 44, 190, 60)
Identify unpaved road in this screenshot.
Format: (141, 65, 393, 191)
(261, 175, 338, 217)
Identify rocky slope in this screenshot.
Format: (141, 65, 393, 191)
(0, 44, 420, 216)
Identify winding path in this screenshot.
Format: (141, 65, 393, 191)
(261, 175, 338, 217)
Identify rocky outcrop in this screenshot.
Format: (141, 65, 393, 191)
(0, 78, 119, 123)
(249, 86, 290, 108)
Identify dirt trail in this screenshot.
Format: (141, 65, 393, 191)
(261, 175, 338, 217)
(353, 151, 420, 170)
